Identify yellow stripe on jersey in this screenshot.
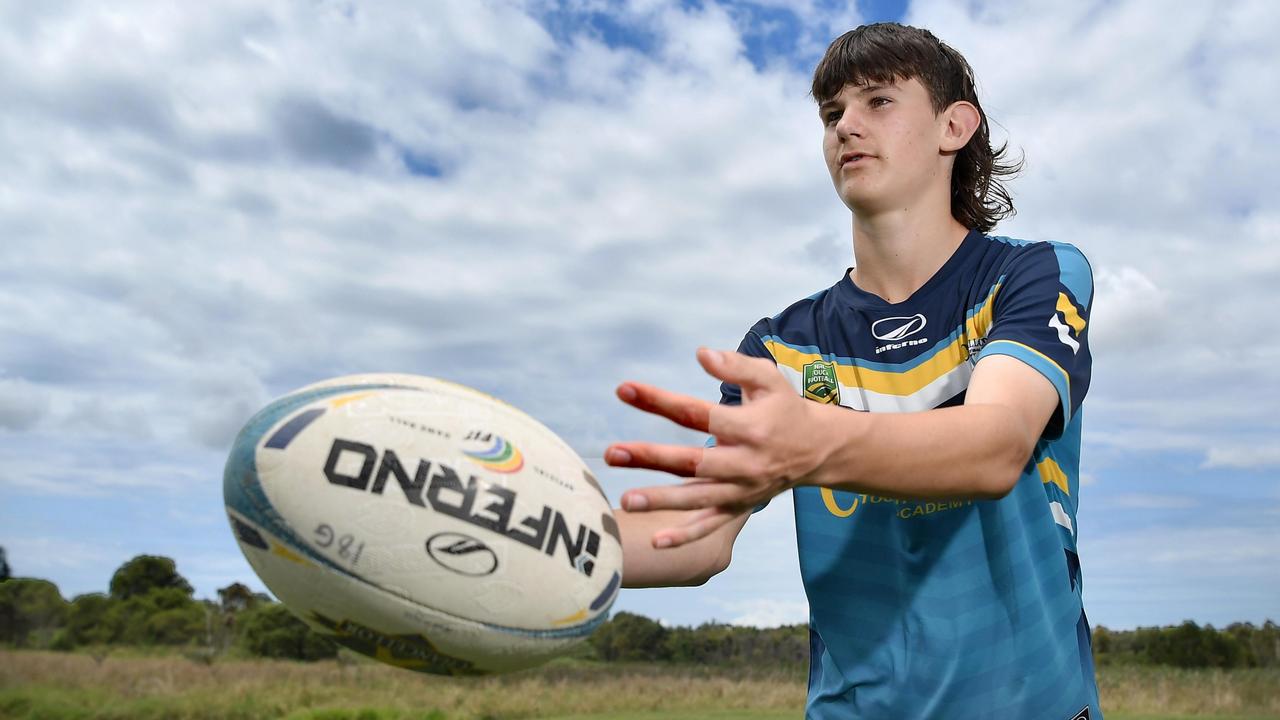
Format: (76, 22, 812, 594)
(766, 337, 969, 396)
(1037, 456, 1070, 496)
(964, 282, 1002, 349)
(763, 285, 1000, 397)
(1056, 292, 1086, 334)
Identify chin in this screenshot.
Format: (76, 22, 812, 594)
(838, 189, 884, 214)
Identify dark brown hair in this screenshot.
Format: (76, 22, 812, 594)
(811, 23, 1020, 232)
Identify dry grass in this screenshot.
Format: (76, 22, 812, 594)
(2, 650, 1278, 719)
(1098, 664, 1280, 717)
(0, 650, 804, 719)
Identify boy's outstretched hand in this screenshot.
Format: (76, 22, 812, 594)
(605, 348, 832, 549)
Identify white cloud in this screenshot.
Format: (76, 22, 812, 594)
(0, 438, 219, 496)
(1107, 493, 1198, 510)
(2, 0, 1277, 628)
(185, 363, 270, 449)
(1088, 266, 1167, 354)
(3, 536, 115, 578)
(1081, 522, 1280, 628)
(721, 598, 810, 628)
(906, 0, 1280, 453)
(1202, 446, 1280, 470)
(0, 378, 50, 430)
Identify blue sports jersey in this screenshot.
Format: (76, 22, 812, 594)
(720, 230, 1101, 719)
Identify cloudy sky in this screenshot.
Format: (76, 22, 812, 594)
(2, 0, 1277, 632)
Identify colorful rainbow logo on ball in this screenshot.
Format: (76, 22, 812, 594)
(462, 434, 525, 474)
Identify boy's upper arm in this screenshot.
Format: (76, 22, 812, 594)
(966, 354, 1060, 445)
(974, 242, 1093, 439)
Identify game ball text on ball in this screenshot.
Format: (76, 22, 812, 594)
(223, 374, 622, 675)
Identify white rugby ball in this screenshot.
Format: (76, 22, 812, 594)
(223, 373, 622, 675)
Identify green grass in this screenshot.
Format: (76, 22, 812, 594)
(2, 688, 1278, 720)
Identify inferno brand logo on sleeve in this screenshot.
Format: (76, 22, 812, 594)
(461, 430, 525, 473)
(803, 359, 841, 405)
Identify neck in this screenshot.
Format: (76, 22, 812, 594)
(849, 202, 971, 304)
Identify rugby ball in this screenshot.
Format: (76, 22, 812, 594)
(223, 374, 622, 675)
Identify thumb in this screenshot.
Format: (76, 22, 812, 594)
(696, 347, 784, 392)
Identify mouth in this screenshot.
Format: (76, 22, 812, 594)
(840, 151, 873, 166)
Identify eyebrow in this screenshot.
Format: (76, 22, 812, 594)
(818, 83, 901, 113)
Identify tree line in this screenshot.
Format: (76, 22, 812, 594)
(1, 548, 1276, 669)
(1092, 621, 1280, 669)
(590, 612, 1280, 670)
(0, 552, 335, 661)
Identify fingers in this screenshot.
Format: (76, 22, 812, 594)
(695, 347, 788, 396)
(653, 506, 741, 548)
(605, 442, 704, 477)
(612, 349, 785, 432)
(606, 443, 750, 483)
(615, 382, 712, 433)
(620, 477, 751, 513)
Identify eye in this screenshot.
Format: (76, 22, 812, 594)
(869, 96, 891, 108)
(824, 110, 842, 126)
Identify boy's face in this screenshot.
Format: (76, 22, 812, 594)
(819, 76, 952, 216)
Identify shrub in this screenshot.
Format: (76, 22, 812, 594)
(0, 579, 68, 648)
(238, 603, 337, 661)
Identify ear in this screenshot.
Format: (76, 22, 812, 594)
(939, 100, 981, 154)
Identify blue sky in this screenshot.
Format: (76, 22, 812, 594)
(2, 0, 1278, 633)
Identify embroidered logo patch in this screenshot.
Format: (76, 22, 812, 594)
(1069, 706, 1091, 720)
(802, 359, 841, 405)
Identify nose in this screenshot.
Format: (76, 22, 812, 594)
(836, 109, 863, 140)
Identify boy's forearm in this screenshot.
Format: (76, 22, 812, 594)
(616, 508, 736, 588)
(805, 402, 1035, 500)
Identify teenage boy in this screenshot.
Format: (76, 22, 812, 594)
(605, 23, 1101, 719)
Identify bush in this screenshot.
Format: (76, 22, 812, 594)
(58, 593, 115, 647)
(105, 587, 204, 646)
(0, 579, 68, 648)
(238, 603, 337, 661)
(1146, 621, 1245, 668)
(1093, 620, 1279, 669)
(590, 612, 669, 662)
(109, 555, 194, 601)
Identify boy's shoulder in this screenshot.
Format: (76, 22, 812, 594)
(986, 234, 1094, 306)
(737, 233, 1093, 349)
(987, 233, 1089, 266)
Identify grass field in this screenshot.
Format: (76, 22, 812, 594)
(2, 650, 1277, 719)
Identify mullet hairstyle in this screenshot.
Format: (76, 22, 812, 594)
(812, 23, 1020, 232)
